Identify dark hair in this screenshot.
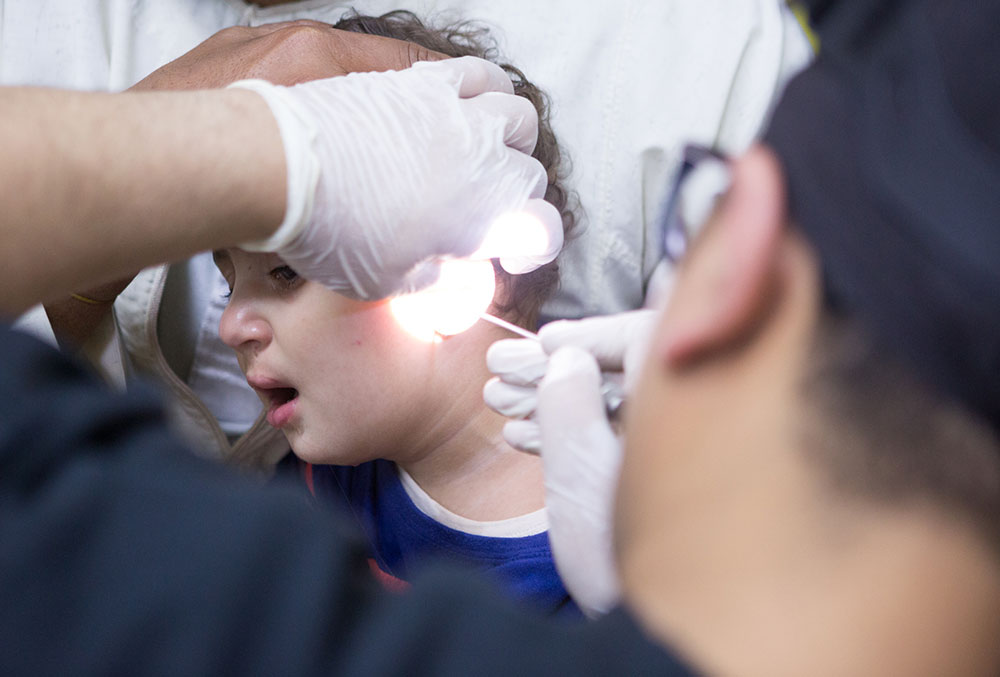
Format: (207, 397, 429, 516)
(333, 10, 576, 327)
(801, 310, 1000, 551)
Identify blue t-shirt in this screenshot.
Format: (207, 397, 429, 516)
(311, 459, 581, 620)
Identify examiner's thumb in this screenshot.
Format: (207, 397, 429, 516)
(538, 346, 620, 519)
(538, 347, 613, 463)
(538, 346, 623, 616)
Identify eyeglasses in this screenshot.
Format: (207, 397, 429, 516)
(659, 144, 732, 265)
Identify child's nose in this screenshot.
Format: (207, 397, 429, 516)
(218, 295, 273, 357)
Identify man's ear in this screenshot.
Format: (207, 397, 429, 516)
(659, 144, 788, 366)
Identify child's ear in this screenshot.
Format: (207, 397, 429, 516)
(658, 145, 788, 366)
(488, 267, 517, 316)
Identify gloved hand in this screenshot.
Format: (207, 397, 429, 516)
(483, 309, 659, 616)
(485, 309, 659, 453)
(537, 346, 624, 617)
(231, 56, 563, 300)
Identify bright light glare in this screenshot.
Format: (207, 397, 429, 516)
(389, 259, 497, 342)
(472, 211, 551, 261)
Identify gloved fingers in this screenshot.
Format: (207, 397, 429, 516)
(327, 253, 440, 301)
(461, 91, 539, 155)
(471, 199, 562, 277)
(538, 347, 621, 487)
(496, 148, 548, 201)
(410, 55, 514, 97)
(464, 150, 550, 265)
(483, 377, 538, 419)
(538, 309, 659, 371)
(498, 199, 564, 274)
(250, 50, 560, 304)
(538, 346, 611, 432)
(537, 346, 623, 616)
(390, 258, 443, 296)
(486, 338, 548, 386)
(501, 419, 541, 455)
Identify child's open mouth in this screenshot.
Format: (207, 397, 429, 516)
(263, 387, 299, 428)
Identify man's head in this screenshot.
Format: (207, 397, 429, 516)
(618, 2, 1000, 673)
(762, 0, 1000, 550)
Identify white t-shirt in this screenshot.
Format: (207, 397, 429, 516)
(397, 465, 548, 538)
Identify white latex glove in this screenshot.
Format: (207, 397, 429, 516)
(483, 309, 658, 617)
(484, 309, 658, 453)
(231, 56, 562, 300)
(484, 338, 549, 453)
(537, 346, 624, 617)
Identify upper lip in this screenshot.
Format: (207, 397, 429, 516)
(245, 372, 297, 406)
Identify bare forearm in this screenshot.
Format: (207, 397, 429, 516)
(43, 275, 135, 352)
(0, 87, 284, 316)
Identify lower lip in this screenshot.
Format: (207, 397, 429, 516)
(267, 397, 299, 428)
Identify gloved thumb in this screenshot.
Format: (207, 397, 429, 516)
(539, 309, 658, 391)
(538, 347, 620, 489)
(538, 346, 623, 616)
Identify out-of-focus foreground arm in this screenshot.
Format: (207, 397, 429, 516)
(0, 323, 697, 675)
(0, 86, 284, 317)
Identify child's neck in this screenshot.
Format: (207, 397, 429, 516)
(393, 322, 545, 522)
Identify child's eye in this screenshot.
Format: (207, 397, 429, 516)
(269, 265, 300, 285)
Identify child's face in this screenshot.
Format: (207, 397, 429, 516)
(213, 248, 440, 465)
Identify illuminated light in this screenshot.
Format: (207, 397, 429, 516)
(473, 210, 551, 259)
(390, 259, 497, 343)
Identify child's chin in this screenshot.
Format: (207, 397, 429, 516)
(291, 436, 367, 467)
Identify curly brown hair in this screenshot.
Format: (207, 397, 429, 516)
(333, 10, 576, 328)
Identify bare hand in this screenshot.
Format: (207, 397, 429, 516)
(130, 20, 447, 91)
